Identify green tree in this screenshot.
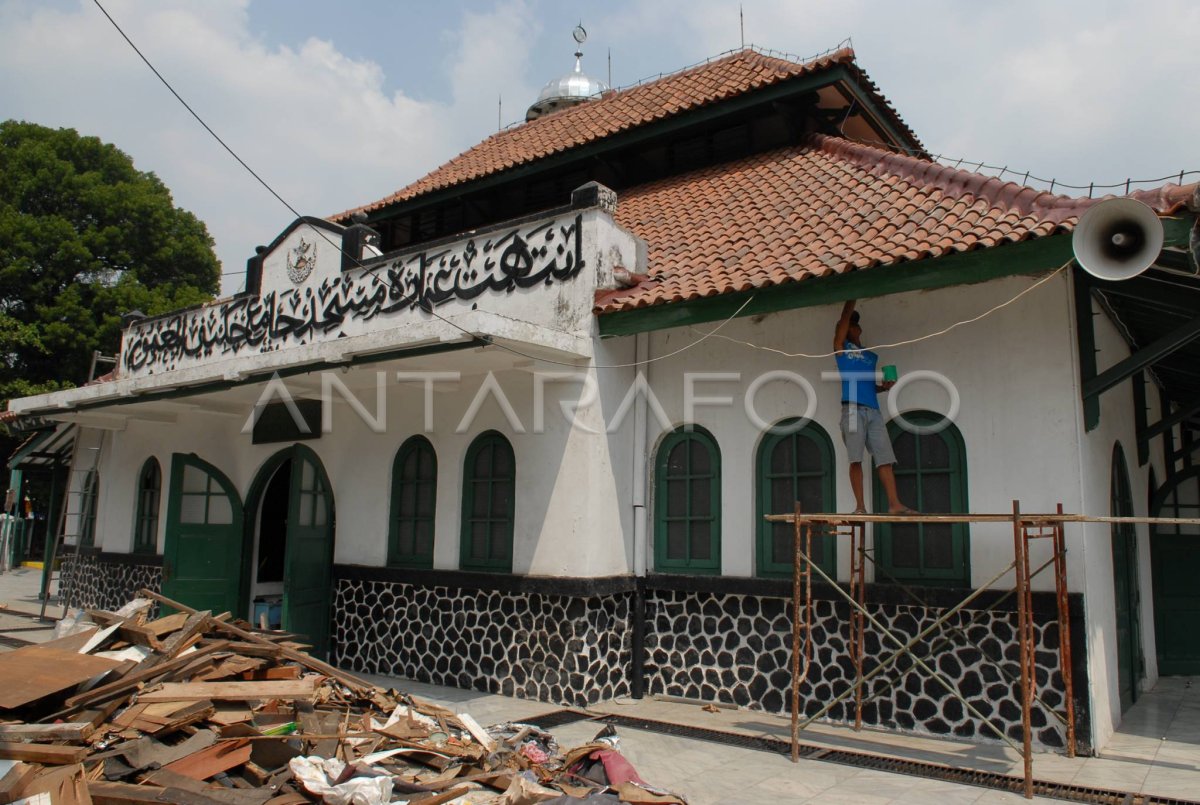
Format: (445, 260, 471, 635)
(0, 120, 219, 412)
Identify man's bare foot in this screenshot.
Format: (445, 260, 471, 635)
(888, 505, 917, 514)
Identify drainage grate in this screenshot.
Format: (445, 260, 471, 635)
(521, 709, 598, 730)
(525, 710, 1198, 805)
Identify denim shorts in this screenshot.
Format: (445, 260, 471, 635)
(840, 403, 896, 465)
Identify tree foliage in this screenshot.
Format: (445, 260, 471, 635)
(0, 120, 219, 412)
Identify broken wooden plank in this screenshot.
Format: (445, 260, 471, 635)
(139, 678, 317, 702)
(0, 760, 40, 801)
(455, 712, 496, 753)
(0, 646, 122, 709)
(139, 590, 371, 692)
(142, 612, 189, 638)
(0, 722, 94, 741)
(162, 739, 252, 781)
(0, 741, 88, 765)
(141, 769, 272, 805)
(62, 641, 228, 710)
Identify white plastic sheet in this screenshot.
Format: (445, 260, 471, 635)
(289, 756, 394, 805)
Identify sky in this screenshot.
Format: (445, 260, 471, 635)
(1, 0, 1197, 296)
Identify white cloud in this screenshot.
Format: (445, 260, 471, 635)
(1, 0, 1196, 299)
(0, 0, 538, 295)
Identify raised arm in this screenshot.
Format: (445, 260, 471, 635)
(834, 299, 857, 352)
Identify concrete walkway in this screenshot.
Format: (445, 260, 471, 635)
(2, 568, 1197, 804)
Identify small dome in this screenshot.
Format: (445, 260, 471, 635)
(526, 49, 609, 121)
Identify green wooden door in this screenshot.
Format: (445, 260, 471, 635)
(1109, 445, 1141, 711)
(283, 448, 334, 659)
(163, 454, 244, 616)
(1150, 469, 1200, 675)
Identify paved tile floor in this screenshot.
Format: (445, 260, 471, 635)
(1, 567, 1197, 804)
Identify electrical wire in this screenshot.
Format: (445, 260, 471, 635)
(92, 3, 1116, 372)
(691, 262, 1071, 359)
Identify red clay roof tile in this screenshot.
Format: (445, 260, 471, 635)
(596, 134, 1194, 314)
(333, 47, 919, 221)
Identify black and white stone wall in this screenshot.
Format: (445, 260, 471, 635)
(66, 557, 1085, 751)
(643, 588, 1077, 749)
(331, 577, 632, 707)
(59, 552, 163, 612)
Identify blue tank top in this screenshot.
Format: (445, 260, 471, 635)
(835, 340, 880, 409)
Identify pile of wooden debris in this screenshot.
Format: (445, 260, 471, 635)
(0, 590, 684, 804)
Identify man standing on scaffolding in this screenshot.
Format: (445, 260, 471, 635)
(834, 299, 914, 516)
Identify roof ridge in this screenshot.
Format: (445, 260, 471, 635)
(812, 134, 1198, 220)
(330, 47, 866, 222)
(810, 134, 1092, 224)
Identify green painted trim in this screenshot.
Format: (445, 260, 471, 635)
(1083, 313, 1200, 402)
(654, 425, 722, 575)
(600, 233, 1075, 338)
(874, 411, 970, 586)
(459, 431, 515, 573)
(1134, 373, 1149, 467)
(388, 435, 437, 569)
(6, 429, 55, 470)
(755, 419, 836, 578)
(163, 452, 246, 617)
(364, 66, 911, 225)
(1073, 268, 1101, 431)
(131, 457, 162, 554)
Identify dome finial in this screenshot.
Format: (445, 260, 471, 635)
(526, 25, 609, 121)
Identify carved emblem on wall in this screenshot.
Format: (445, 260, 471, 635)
(286, 237, 317, 284)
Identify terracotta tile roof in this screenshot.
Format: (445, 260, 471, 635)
(334, 47, 918, 220)
(595, 134, 1194, 314)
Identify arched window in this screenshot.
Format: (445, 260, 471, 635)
(133, 458, 161, 553)
(79, 470, 99, 548)
(874, 412, 969, 585)
(389, 436, 437, 567)
(757, 420, 835, 577)
(655, 426, 721, 574)
(460, 431, 515, 572)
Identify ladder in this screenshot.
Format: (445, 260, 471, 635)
(38, 427, 105, 619)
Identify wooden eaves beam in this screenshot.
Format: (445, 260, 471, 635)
(1082, 313, 1200, 402)
(1140, 396, 1200, 451)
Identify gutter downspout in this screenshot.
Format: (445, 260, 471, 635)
(630, 331, 649, 698)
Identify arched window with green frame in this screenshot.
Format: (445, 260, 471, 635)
(756, 419, 836, 577)
(655, 425, 721, 574)
(389, 436, 437, 568)
(874, 411, 969, 585)
(133, 458, 161, 553)
(459, 431, 515, 573)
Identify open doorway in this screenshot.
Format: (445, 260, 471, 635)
(250, 458, 291, 628)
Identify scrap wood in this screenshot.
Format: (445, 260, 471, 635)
(12, 762, 92, 805)
(138, 590, 371, 693)
(62, 641, 229, 710)
(162, 738, 253, 781)
(138, 679, 317, 703)
(142, 769, 273, 805)
(0, 645, 123, 709)
(0, 760, 40, 798)
(142, 613, 189, 638)
(0, 741, 88, 765)
(0, 721, 94, 741)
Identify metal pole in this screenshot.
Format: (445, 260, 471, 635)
(851, 521, 866, 730)
(1013, 500, 1033, 799)
(791, 531, 1022, 752)
(791, 501, 803, 763)
(1054, 502, 1077, 758)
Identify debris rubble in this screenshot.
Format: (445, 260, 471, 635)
(0, 590, 685, 804)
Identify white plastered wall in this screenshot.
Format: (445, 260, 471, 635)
(640, 272, 1088, 588)
(1072, 274, 1170, 751)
